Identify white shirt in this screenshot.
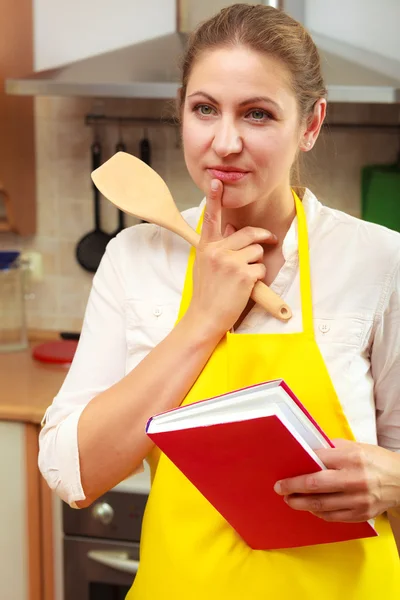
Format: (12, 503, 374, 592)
(38, 189, 400, 507)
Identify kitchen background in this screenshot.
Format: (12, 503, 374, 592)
(1, 98, 400, 333)
(1, 1, 400, 600)
(1, 0, 400, 333)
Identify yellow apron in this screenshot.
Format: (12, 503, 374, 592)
(127, 192, 400, 599)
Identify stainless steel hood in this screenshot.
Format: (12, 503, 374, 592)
(6, 31, 400, 103)
(6, 33, 186, 100)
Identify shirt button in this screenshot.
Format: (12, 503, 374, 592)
(319, 323, 330, 334)
(153, 306, 162, 317)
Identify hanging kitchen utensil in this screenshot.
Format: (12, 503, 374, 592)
(113, 134, 127, 235)
(76, 139, 112, 272)
(91, 152, 292, 322)
(140, 129, 151, 165)
(138, 129, 152, 223)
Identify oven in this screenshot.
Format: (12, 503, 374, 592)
(63, 484, 149, 600)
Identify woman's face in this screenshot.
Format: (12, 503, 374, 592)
(182, 46, 307, 209)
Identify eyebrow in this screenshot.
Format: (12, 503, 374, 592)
(187, 91, 282, 113)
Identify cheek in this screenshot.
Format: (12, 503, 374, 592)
(182, 117, 210, 158)
(249, 129, 298, 170)
(182, 121, 209, 188)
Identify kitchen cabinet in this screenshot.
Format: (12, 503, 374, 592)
(0, 422, 28, 600)
(0, 343, 66, 599)
(0, 421, 61, 600)
(0, 0, 36, 235)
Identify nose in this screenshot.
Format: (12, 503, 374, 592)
(211, 118, 243, 157)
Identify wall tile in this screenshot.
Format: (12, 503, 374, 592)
(27, 312, 62, 332)
(57, 275, 92, 319)
(57, 197, 94, 242)
(36, 191, 59, 237)
(23, 236, 60, 276)
(59, 240, 86, 278)
(26, 276, 60, 316)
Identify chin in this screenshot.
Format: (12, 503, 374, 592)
(220, 185, 256, 210)
(195, 172, 257, 209)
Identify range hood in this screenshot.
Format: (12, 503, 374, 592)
(6, 31, 400, 103)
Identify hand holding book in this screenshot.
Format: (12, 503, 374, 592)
(275, 437, 400, 524)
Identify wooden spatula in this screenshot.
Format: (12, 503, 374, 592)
(91, 152, 292, 322)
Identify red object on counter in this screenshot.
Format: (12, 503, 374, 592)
(32, 340, 78, 365)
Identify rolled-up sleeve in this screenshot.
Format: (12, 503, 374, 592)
(372, 259, 400, 453)
(38, 236, 128, 506)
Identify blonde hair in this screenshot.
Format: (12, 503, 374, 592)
(178, 3, 327, 122)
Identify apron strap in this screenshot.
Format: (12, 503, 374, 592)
(292, 191, 314, 337)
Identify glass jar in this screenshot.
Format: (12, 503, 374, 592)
(0, 251, 28, 352)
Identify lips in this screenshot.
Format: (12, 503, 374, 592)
(206, 167, 250, 183)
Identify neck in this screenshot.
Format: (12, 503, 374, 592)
(221, 185, 297, 244)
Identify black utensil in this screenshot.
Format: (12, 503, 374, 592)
(139, 131, 152, 223)
(76, 140, 112, 273)
(60, 332, 80, 341)
(113, 140, 127, 235)
(140, 129, 151, 166)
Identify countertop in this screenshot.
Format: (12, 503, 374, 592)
(0, 343, 67, 424)
(0, 338, 152, 494)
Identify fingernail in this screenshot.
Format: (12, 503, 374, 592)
(274, 481, 282, 494)
(211, 180, 219, 191)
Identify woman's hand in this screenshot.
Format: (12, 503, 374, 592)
(274, 439, 400, 522)
(186, 179, 277, 337)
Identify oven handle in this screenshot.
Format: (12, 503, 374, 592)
(87, 550, 139, 574)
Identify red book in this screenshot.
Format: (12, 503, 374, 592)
(146, 380, 377, 550)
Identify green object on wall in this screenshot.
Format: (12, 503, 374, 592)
(361, 163, 400, 232)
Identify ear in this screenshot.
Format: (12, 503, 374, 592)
(299, 99, 327, 152)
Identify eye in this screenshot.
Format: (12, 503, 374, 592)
(194, 104, 216, 117)
(247, 109, 271, 122)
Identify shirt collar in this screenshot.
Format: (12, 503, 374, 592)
(281, 188, 322, 260)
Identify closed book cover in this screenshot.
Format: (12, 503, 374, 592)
(146, 382, 377, 550)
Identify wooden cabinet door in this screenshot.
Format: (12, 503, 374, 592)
(0, 421, 57, 600)
(0, 0, 36, 235)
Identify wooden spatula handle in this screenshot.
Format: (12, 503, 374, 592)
(177, 222, 292, 322)
(251, 281, 291, 321)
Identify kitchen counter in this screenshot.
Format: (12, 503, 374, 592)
(0, 344, 67, 424)
(0, 338, 152, 492)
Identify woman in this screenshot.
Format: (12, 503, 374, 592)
(39, 4, 400, 598)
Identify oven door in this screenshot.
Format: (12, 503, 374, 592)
(64, 535, 140, 600)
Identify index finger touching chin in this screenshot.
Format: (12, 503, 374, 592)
(201, 178, 224, 243)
